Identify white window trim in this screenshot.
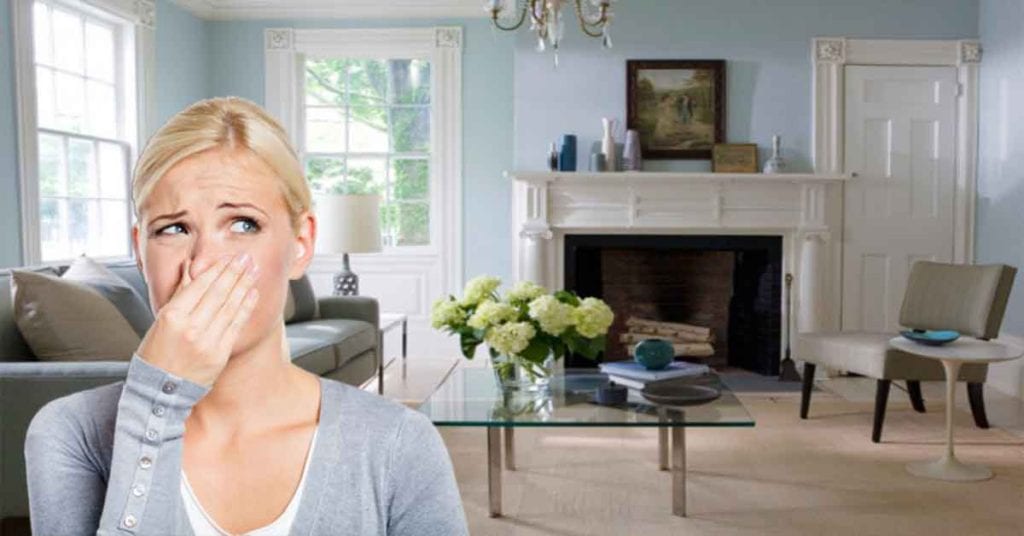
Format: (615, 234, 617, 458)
(11, 0, 156, 267)
(265, 26, 464, 295)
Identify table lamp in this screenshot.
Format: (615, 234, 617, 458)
(312, 192, 383, 296)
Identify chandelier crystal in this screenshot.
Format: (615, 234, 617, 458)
(486, 0, 614, 66)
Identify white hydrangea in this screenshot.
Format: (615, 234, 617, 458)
(430, 298, 466, 329)
(467, 300, 519, 330)
(485, 321, 536, 356)
(527, 295, 574, 336)
(572, 297, 615, 338)
(506, 280, 547, 303)
(461, 275, 502, 307)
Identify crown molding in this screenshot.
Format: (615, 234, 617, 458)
(168, 0, 488, 20)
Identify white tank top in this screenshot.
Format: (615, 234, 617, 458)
(180, 425, 319, 536)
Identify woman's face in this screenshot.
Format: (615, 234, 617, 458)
(131, 145, 315, 351)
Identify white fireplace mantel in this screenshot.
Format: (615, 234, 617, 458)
(509, 170, 850, 340)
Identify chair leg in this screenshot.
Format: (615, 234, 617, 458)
(967, 383, 989, 429)
(872, 379, 891, 443)
(906, 380, 926, 413)
(800, 363, 816, 419)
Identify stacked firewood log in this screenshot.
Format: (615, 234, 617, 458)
(620, 317, 715, 358)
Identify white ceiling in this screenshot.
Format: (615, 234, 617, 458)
(170, 0, 491, 20)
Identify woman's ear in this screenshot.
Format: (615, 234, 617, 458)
(288, 211, 316, 280)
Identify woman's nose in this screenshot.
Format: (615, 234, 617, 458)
(189, 251, 237, 279)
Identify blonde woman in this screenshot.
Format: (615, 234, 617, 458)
(24, 97, 469, 535)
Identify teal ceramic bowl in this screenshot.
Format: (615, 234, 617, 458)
(634, 339, 674, 370)
(899, 329, 960, 346)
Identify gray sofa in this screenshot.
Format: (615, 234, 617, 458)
(0, 259, 380, 530)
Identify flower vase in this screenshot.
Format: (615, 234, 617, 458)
(762, 134, 787, 174)
(601, 118, 618, 172)
(491, 353, 556, 392)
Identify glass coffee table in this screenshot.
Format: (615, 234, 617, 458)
(417, 366, 755, 517)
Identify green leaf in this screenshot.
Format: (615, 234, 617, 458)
(459, 332, 481, 359)
(554, 290, 581, 306)
(520, 337, 550, 364)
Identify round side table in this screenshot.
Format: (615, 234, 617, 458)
(889, 336, 1024, 482)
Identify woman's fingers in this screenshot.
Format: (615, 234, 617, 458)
(190, 253, 254, 331)
(216, 286, 260, 357)
(204, 265, 258, 345)
(170, 254, 233, 313)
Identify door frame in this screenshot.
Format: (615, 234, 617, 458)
(813, 38, 980, 267)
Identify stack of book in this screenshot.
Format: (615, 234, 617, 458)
(598, 360, 711, 390)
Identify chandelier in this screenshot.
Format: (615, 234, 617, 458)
(486, 0, 614, 65)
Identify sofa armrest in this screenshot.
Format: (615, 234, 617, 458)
(0, 360, 130, 379)
(317, 295, 380, 329)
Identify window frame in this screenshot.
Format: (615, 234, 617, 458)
(264, 27, 462, 267)
(11, 0, 155, 267)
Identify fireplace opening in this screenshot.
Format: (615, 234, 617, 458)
(564, 234, 782, 375)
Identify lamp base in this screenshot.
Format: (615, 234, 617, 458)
(333, 253, 359, 296)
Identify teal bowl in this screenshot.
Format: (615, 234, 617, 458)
(634, 339, 674, 370)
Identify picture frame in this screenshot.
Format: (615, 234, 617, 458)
(626, 59, 726, 160)
(712, 143, 758, 173)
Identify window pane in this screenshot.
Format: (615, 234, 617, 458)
(391, 107, 429, 153)
(86, 80, 116, 138)
(40, 197, 65, 261)
(390, 60, 430, 105)
(35, 66, 55, 128)
(305, 107, 347, 153)
(391, 159, 428, 201)
(305, 59, 347, 106)
(67, 198, 91, 255)
(305, 156, 345, 194)
(38, 133, 65, 196)
(54, 72, 85, 133)
(394, 202, 429, 246)
(96, 200, 128, 257)
(348, 59, 388, 106)
(98, 142, 127, 198)
(85, 22, 115, 82)
(67, 139, 97, 197)
(52, 8, 83, 74)
(33, 2, 52, 65)
(348, 107, 388, 153)
(345, 157, 387, 195)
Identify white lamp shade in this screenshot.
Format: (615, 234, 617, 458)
(312, 193, 383, 255)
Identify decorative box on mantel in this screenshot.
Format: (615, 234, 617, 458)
(508, 171, 850, 344)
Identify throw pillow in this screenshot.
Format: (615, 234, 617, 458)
(62, 254, 155, 338)
(286, 274, 319, 323)
(11, 270, 139, 361)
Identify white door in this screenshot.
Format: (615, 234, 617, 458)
(842, 65, 958, 332)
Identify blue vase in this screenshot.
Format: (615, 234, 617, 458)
(558, 134, 577, 171)
(634, 339, 674, 370)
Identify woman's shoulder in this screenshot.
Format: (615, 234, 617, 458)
(28, 381, 123, 437)
(316, 377, 436, 441)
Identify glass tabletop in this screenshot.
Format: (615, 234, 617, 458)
(417, 366, 755, 428)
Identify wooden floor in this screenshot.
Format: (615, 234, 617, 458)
(438, 376, 1024, 536)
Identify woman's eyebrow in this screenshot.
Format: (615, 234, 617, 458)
(218, 202, 268, 218)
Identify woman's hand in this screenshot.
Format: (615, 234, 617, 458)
(136, 252, 261, 387)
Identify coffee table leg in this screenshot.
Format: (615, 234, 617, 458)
(401, 318, 408, 380)
(504, 427, 516, 470)
(488, 428, 502, 517)
(672, 425, 686, 517)
(658, 407, 670, 471)
(377, 332, 384, 395)
(906, 359, 994, 481)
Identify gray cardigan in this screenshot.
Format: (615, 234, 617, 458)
(23, 353, 469, 535)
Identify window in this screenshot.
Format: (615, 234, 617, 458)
(301, 58, 432, 247)
(13, 0, 147, 264)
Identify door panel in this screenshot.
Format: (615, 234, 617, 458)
(842, 65, 957, 332)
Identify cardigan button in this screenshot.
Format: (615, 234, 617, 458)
(132, 484, 146, 497)
(145, 429, 159, 442)
(162, 381, 178, 394)
(139, 456, 153, 469)
(123, 514, 137, 528)
(153, 405, 166, 417)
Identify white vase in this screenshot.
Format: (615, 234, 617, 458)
(763, 134, 787, 174)
(601, 117, 618, 172)
(623, 129, 642, 171)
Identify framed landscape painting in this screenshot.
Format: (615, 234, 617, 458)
(626, 60, 726, 160)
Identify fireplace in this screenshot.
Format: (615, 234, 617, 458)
(564, 234, 782, 375)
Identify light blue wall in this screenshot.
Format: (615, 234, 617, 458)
(154, 0, 209, 128)
(203, 18, 515, 285)
(515, 0, 981, 173)
(977, 0, 1024, 335)
(1, 1, 24, 267)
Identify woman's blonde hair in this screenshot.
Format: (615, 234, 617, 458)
(132, 96, 311, 233)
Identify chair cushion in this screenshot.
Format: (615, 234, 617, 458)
(796, 331, 987, 382)
(62, 255, 154, 338)
(285, 318, 375, 369)
(10, 270, 139, 362)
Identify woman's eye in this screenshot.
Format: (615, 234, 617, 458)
(231, 217, 261, 234)
(156, 223, 184, 236)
